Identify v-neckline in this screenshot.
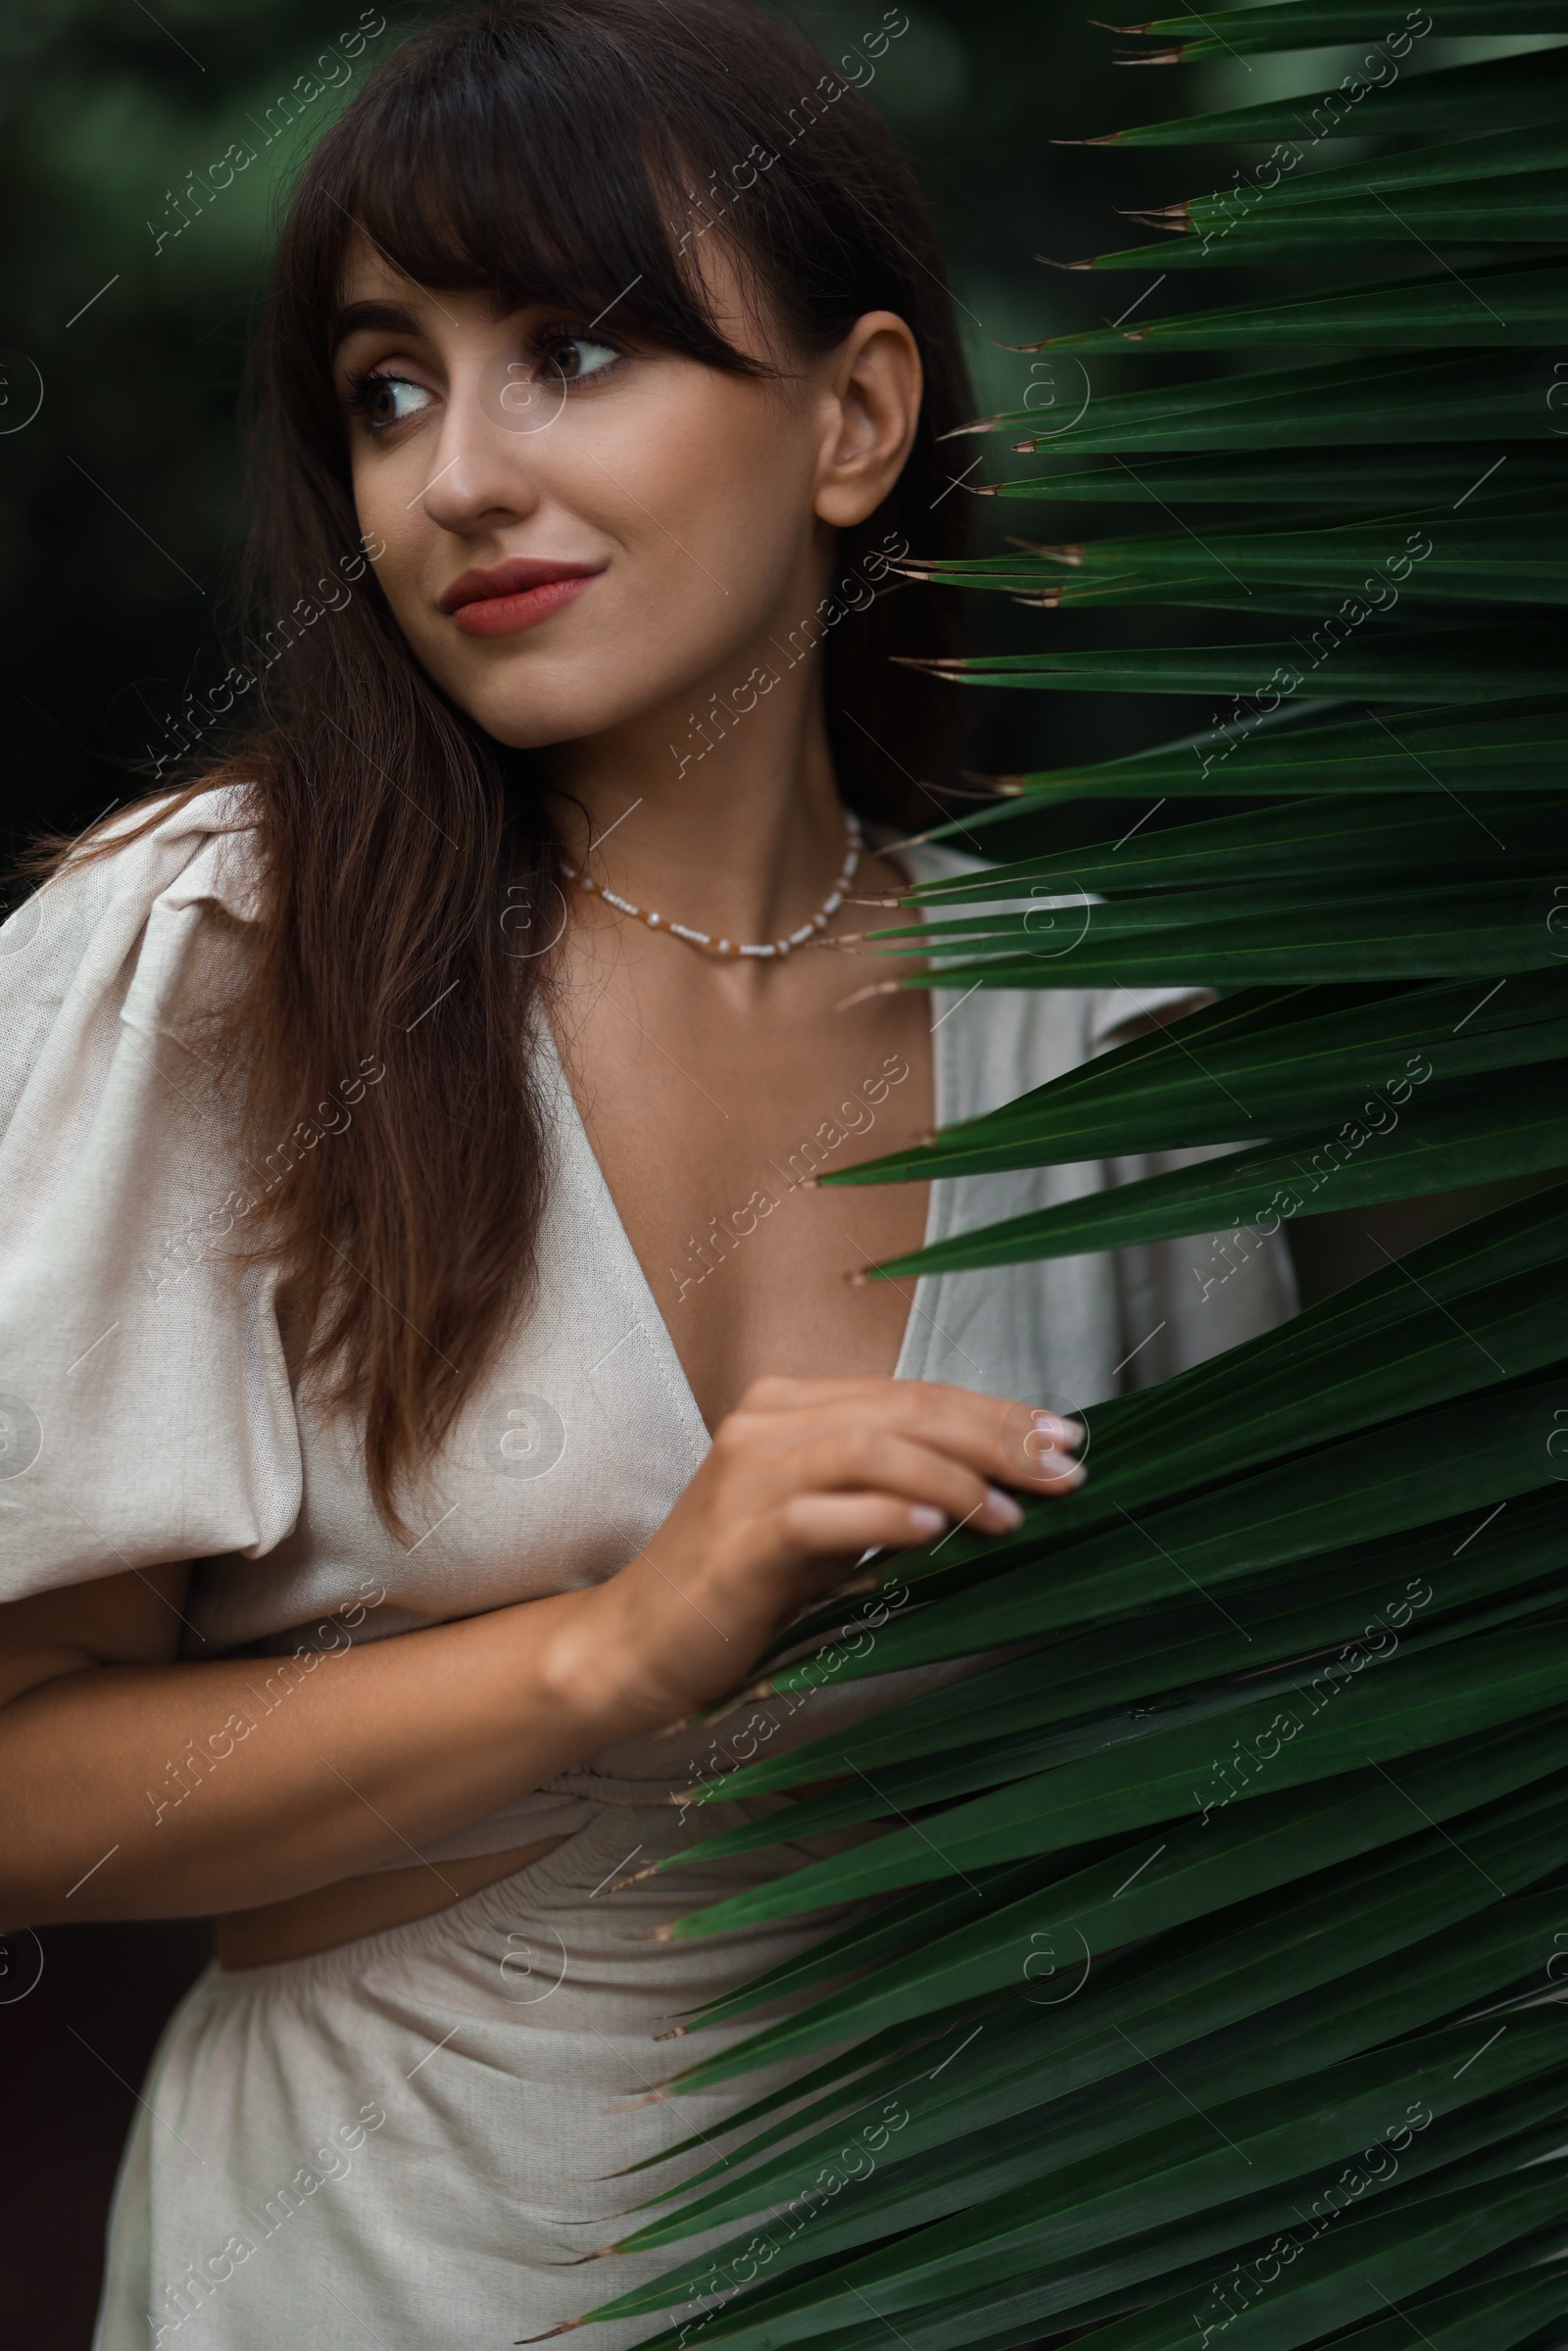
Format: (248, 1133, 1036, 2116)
(538, 955, 951, 1447)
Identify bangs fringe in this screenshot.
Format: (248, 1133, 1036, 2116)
(303, 8, 788, 372)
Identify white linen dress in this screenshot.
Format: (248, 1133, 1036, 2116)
(0, 788, 1295, 2351)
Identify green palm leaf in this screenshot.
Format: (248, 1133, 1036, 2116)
(1075, 182, 1568, 265)
(599, 22, 1568, 2351)
(1083, 47, 1568, 143)
(906, 703, 1568, 824)
(688, 1493, 1566, 1806)
(587, 2017, 1568, 2329)
(910, 501, 1568, 608)
(614, 1894, 1568, 2267)
(897, 794, 1558, 890)
(983, 357, 1560, 452)
(826, 978, 1568, 1178)
(774, 1183, 1568, 1615)
(629, 1870, 1568, 2240)
(1119, 0, 1566, 61)
(992, 448, 1560, 504)
(851, 1076, 1566, 1270)
(918, 628, 1566, 698)
(660, 1727, 1568, 2076)
(1033, 259, 1568, 350)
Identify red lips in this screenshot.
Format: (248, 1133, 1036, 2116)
(440, 557, 603, 638)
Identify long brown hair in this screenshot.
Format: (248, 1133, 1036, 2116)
(46, 0, 974, 1525)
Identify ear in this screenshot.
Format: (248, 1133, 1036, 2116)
(812, 311, 923, 530)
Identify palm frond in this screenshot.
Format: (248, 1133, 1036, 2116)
(582, 24, 1568, 2351)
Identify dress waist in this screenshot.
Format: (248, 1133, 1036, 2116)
(360, 1650, 980, 1874)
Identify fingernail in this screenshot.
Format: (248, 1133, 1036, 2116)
(1029, 1439, 1081, 1476)
(907, 1505, 947, 1539)
(986, 1487, 1024, 1531)
(1032, 1411, 1084, 1448)
(1040, 1458, 1087, 1490)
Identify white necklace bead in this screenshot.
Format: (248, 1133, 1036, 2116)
(561, 813, 863, 961)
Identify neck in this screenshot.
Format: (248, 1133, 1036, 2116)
(542, 620, 857, 953)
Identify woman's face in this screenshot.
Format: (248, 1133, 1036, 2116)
(331, 237, 921, 755)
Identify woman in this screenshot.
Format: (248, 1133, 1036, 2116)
(0, 5, 1293, 2345)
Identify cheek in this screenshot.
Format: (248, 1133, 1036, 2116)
(570, 371, 817, 658)
(620, 369, 803, 538)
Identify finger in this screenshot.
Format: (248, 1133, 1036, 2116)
(743, 1373, 1086, 1439)
(770, 1388, 1085, 1496)
(786, 1430, 1021, 1533)
(780, 1494, 949, 1559)
(1023, 1443, 1086, 1494)
(888, 1390, 1087, 1494)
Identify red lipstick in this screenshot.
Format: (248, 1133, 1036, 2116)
(440, 557, 602, 638)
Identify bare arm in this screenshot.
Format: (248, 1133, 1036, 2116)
(0, 1379, 1081, 1928)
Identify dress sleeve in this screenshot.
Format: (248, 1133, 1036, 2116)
(0, 789, 302, 1600)
(1088, 983, 1212, 1047)
(859, 844, 1298, 1393)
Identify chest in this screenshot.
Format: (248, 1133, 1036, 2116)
(186, 978, 1133, 1654)
(551, 940, 936, 1430)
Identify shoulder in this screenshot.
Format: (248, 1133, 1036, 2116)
(0, 782, 263, 1144)
(0, 784, 301, 1595)
(15, 779, 262, 937)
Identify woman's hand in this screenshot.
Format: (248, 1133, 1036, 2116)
(590, 1377, 1083, 1725)
(0, 1382, 1076, 1931)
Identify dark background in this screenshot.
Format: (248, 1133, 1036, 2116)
(0, 4, 1530, 2341)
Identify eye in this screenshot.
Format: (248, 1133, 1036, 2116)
(537, 333, 622, 384)
(344, 369, 435, 432)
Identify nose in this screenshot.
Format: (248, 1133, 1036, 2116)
(414, 363, 548, 538)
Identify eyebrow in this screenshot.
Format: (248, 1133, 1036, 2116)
(329, 299, 426, 353)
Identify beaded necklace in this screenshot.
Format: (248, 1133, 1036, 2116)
(560, 811, 863, 960)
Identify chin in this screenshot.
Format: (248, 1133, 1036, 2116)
(409, 634, 607, 748)
(436, 630, 746, 755)
(445, 670, 656, 754)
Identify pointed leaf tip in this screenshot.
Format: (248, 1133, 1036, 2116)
(834, 980, 903, 1010)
